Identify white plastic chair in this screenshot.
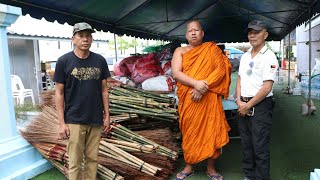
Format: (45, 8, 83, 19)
(10, 75, 35, 105)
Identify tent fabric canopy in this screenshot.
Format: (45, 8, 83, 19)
(1, 0, 319, 42)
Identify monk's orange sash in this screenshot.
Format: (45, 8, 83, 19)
(177, 42, 231, 164)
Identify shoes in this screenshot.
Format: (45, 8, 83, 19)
(206, 171, 224, 180)
(174, 171, 194, 180)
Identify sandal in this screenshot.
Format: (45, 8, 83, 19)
(206, 171, 224, 180)
(174, 171, 194, 180)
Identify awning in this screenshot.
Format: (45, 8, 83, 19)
(1, 0, 319, 42)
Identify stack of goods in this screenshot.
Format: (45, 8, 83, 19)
(300, 58, 320, 100)
(113, 43, 180, 92)
(109, 85, 177, 120)
(21, 87, 180, 179)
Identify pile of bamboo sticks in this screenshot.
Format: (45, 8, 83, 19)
(20, 105, 179, 179)
(106, 124, 178, 160)
(109, 85, 178, 123)
(25, 80, 180, 179)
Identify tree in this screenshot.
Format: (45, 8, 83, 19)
(108, 36, 139, 55)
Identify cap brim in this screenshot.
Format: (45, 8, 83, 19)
(73, 29, 95, 35)
(245, 26, 264, 32)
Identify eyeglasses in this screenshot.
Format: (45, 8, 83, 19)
(246, 61, 254, 75)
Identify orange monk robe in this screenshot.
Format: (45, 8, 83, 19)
(177, 42, 232, 164)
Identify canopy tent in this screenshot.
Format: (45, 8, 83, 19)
(1, 0, 319, 113)
(1, 0, 319, 43)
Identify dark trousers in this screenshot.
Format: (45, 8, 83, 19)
(238, 97, 274, 180)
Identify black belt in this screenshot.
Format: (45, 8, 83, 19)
(241, 96, 273, 102)
(240, 96, 253, 102)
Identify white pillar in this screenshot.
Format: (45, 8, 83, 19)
(0, 3, 21, 140)
(0, 4, 52, 179)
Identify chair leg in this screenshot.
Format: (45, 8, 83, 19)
(31, 95, 35, 105)
(20, 97, 24, 105)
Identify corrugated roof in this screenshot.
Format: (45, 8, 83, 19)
(7, 14, 111, 41)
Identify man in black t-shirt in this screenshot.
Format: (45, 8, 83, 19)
(54, 22, 110, 180)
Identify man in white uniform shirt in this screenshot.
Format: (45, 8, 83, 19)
(236, 20, 278, 180)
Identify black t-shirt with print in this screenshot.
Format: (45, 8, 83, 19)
(54, 51, 110, 125)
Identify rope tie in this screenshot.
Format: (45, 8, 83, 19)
(112, 174, 118, 180)
(139, 144, 147, 152)
(139, 162, 145, 171)
(144, 98, 147, 107)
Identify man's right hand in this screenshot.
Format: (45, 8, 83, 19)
(194, 80, 208, 94)
(190, 88, 203, 102)
(59, 123, 70, 139)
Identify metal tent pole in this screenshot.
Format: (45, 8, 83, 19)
(134, 37, 137, 54)
(279, 40, 282, 82)
(114, 33, 118, 62)
(288, 32, 291, 88)
(308, 7, 312, 114)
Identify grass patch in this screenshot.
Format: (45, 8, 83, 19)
(31, 168, 64, 180)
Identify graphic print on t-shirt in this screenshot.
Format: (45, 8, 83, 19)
(71, 67, 101, 80)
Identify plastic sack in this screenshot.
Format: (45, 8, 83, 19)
(131, 53, 163, 83)
(113, 56, 142, 76)
(142, 76, 176, 91)
(312, 58, 320, 76)
(161, 61, 172, 76)
(112, 76, 135, 87)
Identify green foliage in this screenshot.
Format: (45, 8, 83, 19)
(108, 37, 140, 54)
(14, 103, 39, 119)
(266, 42, 275, 52)
(14, 103, 39, 113)
(142, 45, 165, 53)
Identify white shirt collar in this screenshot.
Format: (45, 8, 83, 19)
(248, 44, 268, 54)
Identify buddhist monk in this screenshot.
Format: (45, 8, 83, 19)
(172, 19, 231, 180)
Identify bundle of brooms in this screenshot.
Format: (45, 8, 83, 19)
(21, 83, 180, 179)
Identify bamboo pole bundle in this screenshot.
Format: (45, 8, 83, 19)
(97, 164, 124, 180)
(98, 154, 153, 179)
(110, 99, 176, 115)
(110, 114, 139, 123)
(99, 141, 161, 176)
(109, 95, 169, 108)
(102, 138, 157, 153)
(121, 85, 175, 104)
(108, 124, 178, 160)
(125, 120, 172, 131)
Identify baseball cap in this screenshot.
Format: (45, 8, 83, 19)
(73, 22, 95, 35)
(246, 20, 267, 31)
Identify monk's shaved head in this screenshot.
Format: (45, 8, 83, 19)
(185, 19, 204, 46)
(186, 20, 203, 31)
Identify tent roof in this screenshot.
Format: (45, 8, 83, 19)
(2, 0, 319, 43)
